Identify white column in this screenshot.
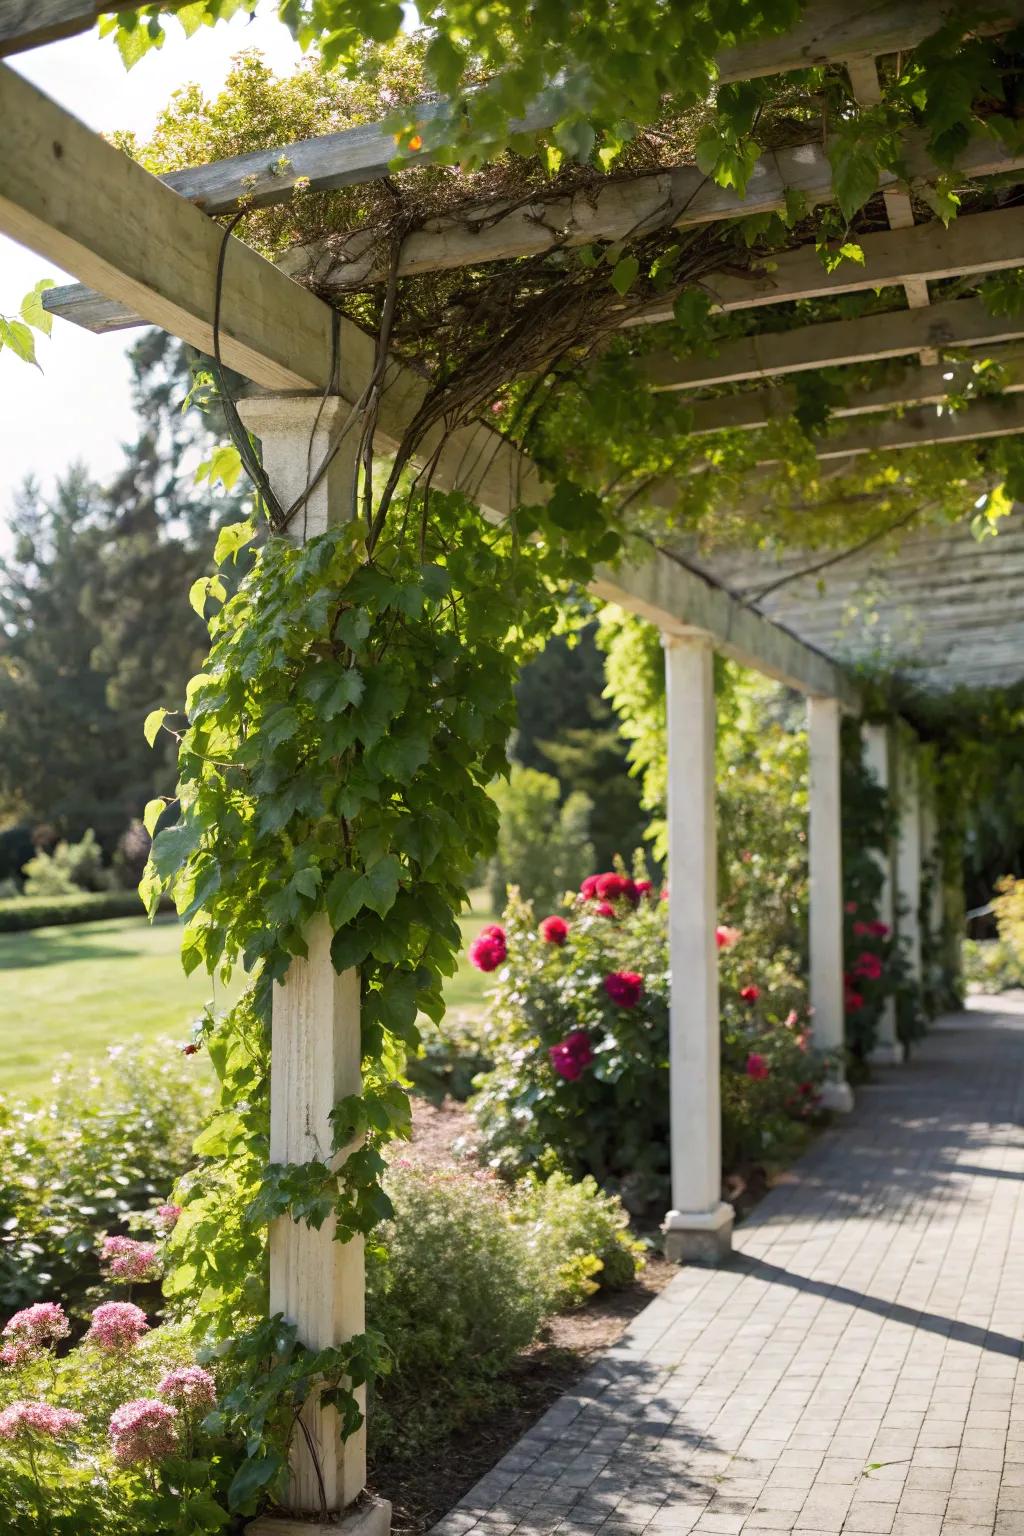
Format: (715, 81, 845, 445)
(919, 765, 944, 1014)
(238, 398, 387, 1536)
(896, 732, 923, 989)
(662, 633, 733, 1265)
(807, 696, 854, 1112)
(862, 723, 904, 1065)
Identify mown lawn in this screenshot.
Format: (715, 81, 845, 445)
(1, 897, 494, 1100)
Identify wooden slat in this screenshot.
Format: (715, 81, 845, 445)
(643, 296, 1024, 391)
(750, 393, 1024, 464)
(1, 0, 105, 55)
(47, 199, 1024, 337)
(686, 345, 1024, 435)
(624, 206, 1024, 326)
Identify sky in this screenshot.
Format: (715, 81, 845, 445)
(0, 7, 304, 521)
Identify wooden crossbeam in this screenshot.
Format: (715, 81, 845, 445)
(623, 205, 1024, 326)
(2, 0, 106, 55)
(685, 345, 1024, 435)
(643, 297, 1024, 392)
(0, 63, 854, 704)
(748, 393, 1024, 465)
(46, 200, 1024, 338)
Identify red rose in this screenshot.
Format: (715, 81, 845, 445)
(740, 985, 760, 1003)
(580, 875, 601, 900)
(594, 901, 616, 918)
(469, 924, 507, 972)
(549, 1030, 594, 1081)
(798, 1082, 815, 1097)
(853, 951, 882, 981)
(845, 901, 858, 915)
(868, 919, 890, 938)
(635, 879, 653, 897)
(539, 915, 569, 945)
(852, 920, 870, 937)
(716, 925, 741, 950)
(746, 1053, 770, 1080)
(845, 989, 864, 1012)
(604, 970, 644, 1008)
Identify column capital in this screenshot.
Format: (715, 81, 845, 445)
(237, 392, 349, 436)
(661, 628, 715, 652)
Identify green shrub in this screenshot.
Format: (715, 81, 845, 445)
(0, 1310, 241, 1534)
(963, 936, 1024, 991)
(488, 765, 594, 915)
(21, 829, 109, 897)
(0, 891, 172, 932)
(0, 1045, 213, 1314)
(367, 1161, 545, 1457)
(511, 1171, 644, 1308)
(471, 875, 822, 1211)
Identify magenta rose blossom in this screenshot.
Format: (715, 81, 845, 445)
(108, 1399, 178, 1465)
(468, 924, 507, 972)
(715, 925, 741, 950)
(603, 971, 644, 1009)
(745, 1053, 770, 1080)
(539, 915, 569, 945)
(853, 951, 883, 980)
(549, 1030, 594, 1080)
(740, 984, 760, 1003)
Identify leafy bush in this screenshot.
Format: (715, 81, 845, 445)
(471, 875, 823, 1213)
(21, 829, 110, 897)
(0, 1304, 241, 1534)
(0, 891, 172, 932)
(511, 1171, 644, 1308)
(0, 1045, 213, 1314)
(963, 936, 1024, 992)
(488, 765, 594, 915)
(367, 1161, 545, 1457)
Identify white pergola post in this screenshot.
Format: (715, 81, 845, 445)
(662, 633, 734, 1265)
(861, 723, 904, 1065)
(919, 759, 944, 1014)
(807, 696, 854, 1112)
(237, 398, 388, 1536)
(896, 731, 923, 990)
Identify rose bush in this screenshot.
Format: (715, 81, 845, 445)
(471, 866, 826, 1212)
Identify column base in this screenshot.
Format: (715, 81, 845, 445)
(819, 1079, 854, 1113)
(868, 1039, 905, 1067)
(663, 1201, 734, 1265)
(248, 1496, 391, 1536)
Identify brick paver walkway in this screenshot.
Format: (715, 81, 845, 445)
(434, 1002, 1024, 1536)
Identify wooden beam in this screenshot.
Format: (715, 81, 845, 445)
(1, 0, 104, 56)
(593, 549, 860, 706)
(643, 297, 1024, 392)
(47, 199, 1024, 339)
(685, 345, 1024, 435)
(750, 393, 1024, 464)
(623, 205, 1024, 326)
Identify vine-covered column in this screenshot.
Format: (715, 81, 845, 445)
(861, 722, 904, 1065)
(807, 696, 854, 1112)
(237, 396, 384, 1536)
(895, 727, 924, 994)
(662, 632, 734, 1265)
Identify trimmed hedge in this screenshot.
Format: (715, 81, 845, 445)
(0, 891, 173, 933)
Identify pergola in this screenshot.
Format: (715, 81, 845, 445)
(2, 3, 1023, 1530)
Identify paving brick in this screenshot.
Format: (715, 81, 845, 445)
(429, 1011, 1024, 1536)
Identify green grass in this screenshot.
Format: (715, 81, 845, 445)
(0, 915, 239, 1100)
(1, 896, 497, 1100)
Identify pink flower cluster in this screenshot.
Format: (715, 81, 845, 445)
(548, 1031, 594, 1081)
(100, 1235, 160, 1283)
(715, 925, 741, 950)
(154, 1204, 182, 1234)
(579, 872, 651, 908)
(469, 923, 507, 973)
(85, 1301, 149, 1352)
(746, 1053, 770, 1081)
(603, 970, 644, 1009)
(157, 1365, 216, 1410)
(108, 1398, 178, 1465)
(851, 951, 883, 981)
(0, 1401, 83, 1442)
(1, 1302, 69, 1366)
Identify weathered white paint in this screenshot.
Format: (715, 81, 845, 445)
(862, 723, 904, 1066)
(896, 733, 924, 989)
(236, 397, 378, 1524)
(662, 634, 734, 1264)
(807, 696, 854, 1112)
